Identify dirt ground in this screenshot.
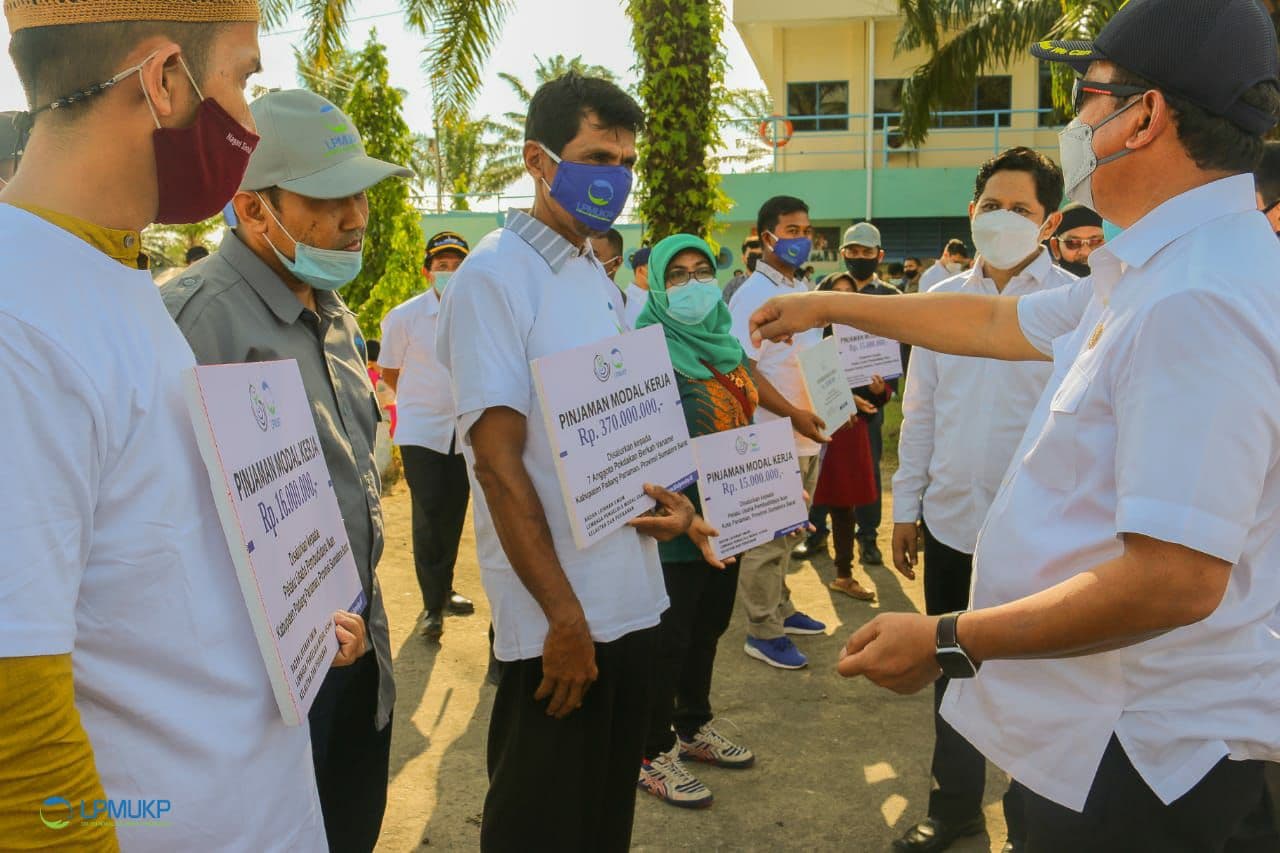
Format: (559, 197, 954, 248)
(373, 478, 1013, 852)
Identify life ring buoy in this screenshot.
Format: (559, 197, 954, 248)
(758, 116, 794, 148)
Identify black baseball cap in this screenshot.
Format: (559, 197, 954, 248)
(1031, 0, 1279, 135)
(425, 231, 469, 262)
(1055, 203, 1104, 235)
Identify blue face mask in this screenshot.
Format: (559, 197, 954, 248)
(433, 271, 454, 295)
(257, 192, 364, 291)
(768, 232, 812, 268)
(665, 281, 721, 325)
(539, 143, 633, 232)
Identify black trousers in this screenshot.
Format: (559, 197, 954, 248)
(481, 626, 658, 853)
(1023, 736, 1270, 853)
(401, 443, 470, 612)
(308, 652, 393, 853)
(921, 522, 987, 824)
(855, 410, 884, 541)
(644, 558, 741, 759)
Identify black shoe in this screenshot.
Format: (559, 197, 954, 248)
(446, 592, 475, 615)
(419, 610, 444, 641)
(791, 532, 828, 561)
(859, 538, 884, 566)
(892, 816, 985, 852)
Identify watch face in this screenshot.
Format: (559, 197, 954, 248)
(937, 648, 978, 679)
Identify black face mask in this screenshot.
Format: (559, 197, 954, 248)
(845, 257, 879, 281)
(746, 253, 761, 273)
(1058, 258, 1092, 278)
(902, 268, 918, 280)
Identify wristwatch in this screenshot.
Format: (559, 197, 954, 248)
(935, 612, 980, 679)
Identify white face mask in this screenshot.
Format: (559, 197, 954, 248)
(971, 210, 1044, 270)
(1059, 97, 1141, 211)
(943, 260, 965, 274)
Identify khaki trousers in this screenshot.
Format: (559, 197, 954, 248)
(737, 453, 821, 640)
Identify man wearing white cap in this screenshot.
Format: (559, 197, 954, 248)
(163, 88, 410, 852)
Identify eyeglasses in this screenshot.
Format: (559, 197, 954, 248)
(1072, 78, 1149, 115)
(1058, 236, 1106, 251)
(666, 267, 717, 287)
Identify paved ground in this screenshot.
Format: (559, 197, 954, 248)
(371, 472, 1014, 853)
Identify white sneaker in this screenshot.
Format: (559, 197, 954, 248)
(637, 746, 714, 809)
(678, 722, 755, 769)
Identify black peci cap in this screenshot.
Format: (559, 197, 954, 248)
(1055, 203, 1104, 235)
(1032, 0, 1280, 135)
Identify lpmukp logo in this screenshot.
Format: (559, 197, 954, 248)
(593, 347, 628, 383)
(734, 432, 760, 455)
(249, 380, 281, 431)
(41, 796, 172, 830)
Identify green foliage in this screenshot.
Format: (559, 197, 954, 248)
(496, 55, 623, 143)
(410, 116, 525, 212)
(143, 216, 224, 267)
(329, 33, 426, 334)
(893, 0, 1280, 146)
(260, 0, 512, 124)
(716, 87, 774, 174)
(627, 0, 730, 242)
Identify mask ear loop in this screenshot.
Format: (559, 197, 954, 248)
(254, 191, 301, 255)
(136, 53, 205, 129)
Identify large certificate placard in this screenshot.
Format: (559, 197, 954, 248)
(835, 324, 903, 388)
(694, 419, 809, 560)
(532, 324, 698, 550)
(185, 360, 364, 726)
(798, 336, 855, 439)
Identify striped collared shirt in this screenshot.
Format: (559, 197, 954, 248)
(504, 208, 588, 273)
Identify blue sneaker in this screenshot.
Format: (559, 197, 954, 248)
(783, 612, 826, 635)
(744, 636, 808, 669)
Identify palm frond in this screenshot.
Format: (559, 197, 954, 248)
(258, 0, 294, 31)
(300, 0, 356, 71)
(897, 0, 1022, 52)
(423, 0, 514, 124)
(896, 0, 1060, 145)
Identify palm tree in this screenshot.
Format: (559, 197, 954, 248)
(495, 55, 622, 144)
(411, 117, 526, 212)
(259, 0, 513, 123)
(717, 88, 775, 174)
(894, 0, 1280, 145)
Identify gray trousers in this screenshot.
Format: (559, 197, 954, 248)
(737, 454, 821, 640)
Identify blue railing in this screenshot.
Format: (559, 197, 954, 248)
(725, 108, 1064, 172)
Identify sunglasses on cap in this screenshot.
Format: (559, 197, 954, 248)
(1072, 78, 1149, 115)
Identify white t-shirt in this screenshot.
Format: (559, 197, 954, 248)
(0, 206, 326, 851)
(622, 285, 650, 330)
(728, 261, 823, 456)
(380, 288, 457, 453)
(436, 221, 668, 661)
(943, 176, 1280, 810)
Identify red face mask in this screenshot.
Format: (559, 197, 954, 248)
(136, 55, 260, 224)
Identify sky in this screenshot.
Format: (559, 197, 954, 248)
(0, 0, 767, 209)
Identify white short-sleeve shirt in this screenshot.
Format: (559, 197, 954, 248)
(379, 289, 458, 453)
(435, 211, 668, 661)
(942, 175, 1280, 811)
(0, 206, 325, 850)
(728, 261, 823, 456)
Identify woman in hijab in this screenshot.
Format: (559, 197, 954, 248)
(633, 234, 758, 810)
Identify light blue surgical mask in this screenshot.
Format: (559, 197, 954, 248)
(432, 271, 454, 295)
(1102, 220, 1125, 242)
(256, 192, 363, 291)
(666, 281, 722, 325)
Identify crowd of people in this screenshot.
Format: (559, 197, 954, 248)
(4, 0, 1280, 852)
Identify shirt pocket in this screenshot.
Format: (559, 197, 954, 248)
(1021, 337, 1093, 493)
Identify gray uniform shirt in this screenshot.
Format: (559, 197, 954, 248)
(161, 230, 394, 728)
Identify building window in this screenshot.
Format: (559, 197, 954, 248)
(872, 76, 1011, 131)
(940, 75, 1012, 128)
(873, 78, 905, 131)
(1038, 63, 1071, 127)
(786, 81, 850, 132)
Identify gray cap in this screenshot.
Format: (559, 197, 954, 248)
(0, 111, 22, 162)
(841, 222, 881, 249)
(240, 89, 412, 198)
